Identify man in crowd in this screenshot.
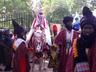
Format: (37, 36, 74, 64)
(54, 16, 79, 72)
(12, 20, 30, 72)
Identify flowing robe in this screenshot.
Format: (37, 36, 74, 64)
(13, 38, 30, 72)
(54, 29, 79, 72)
(67, 38, 96, 72)
(88, 38, 96, 72)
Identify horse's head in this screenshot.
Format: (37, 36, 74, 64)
(34, 29, 43, 43)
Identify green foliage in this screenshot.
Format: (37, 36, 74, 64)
(0, 0, 33, 29)
(42, 0, 96, 23)
(49, 6, 70, 23)
(0, 0, 96, 29)
(42, 0, 71, 23)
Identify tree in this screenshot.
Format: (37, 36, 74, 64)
(42, 0, 71, 23)
(0, 0, 33, 29)
(1, 0, 96, 28)
(65, 0, 75, 13)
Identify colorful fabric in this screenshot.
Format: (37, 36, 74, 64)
(55, 30, 67, 72)
(73, 39, 78, 58)
(55, 29, 79, 72)
(74, 62, 90, 72)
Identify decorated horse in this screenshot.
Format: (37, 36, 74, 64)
(26, 12, 52, 72)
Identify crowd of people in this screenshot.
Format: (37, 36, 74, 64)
(50, 6, 96, 72)
(0, 6, 96, 72)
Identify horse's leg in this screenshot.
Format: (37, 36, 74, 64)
(31, 57, 35, 72)
(39, 57, 43, 72)
(43, 52, 47, 70)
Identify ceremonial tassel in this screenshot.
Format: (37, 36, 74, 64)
(72, 39, 78, 58)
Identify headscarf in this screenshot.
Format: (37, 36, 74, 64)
(63, 16, 73, 24)
(80, 6, 96, 30)
(63, 16, 73, 31)
(78, 6, 96, 49)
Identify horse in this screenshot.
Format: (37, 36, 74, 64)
(28, 28, 50, 72)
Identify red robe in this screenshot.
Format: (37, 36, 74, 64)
(88, 39, 96, 72)
(13, 38, 30, 72)
(54, 29, 79, 72)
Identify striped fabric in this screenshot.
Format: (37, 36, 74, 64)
(74, 62, 90, 72)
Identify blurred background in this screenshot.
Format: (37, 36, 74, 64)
(0, 0, 96, 30)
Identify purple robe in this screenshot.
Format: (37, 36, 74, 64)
(55, 29, 79, 72)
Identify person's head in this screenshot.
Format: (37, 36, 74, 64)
(81, 21, 95, 38)
(38, 12, 43, 19)
(80, 6, 96, 38)
(75, 17, 79, 21)
(79, 19, 96, 48)
(82, 6, 92, 17)
(12, 19, 26, 39)
(63, 16, 73, 31)
(39, 12, 43, 15)
(78, 7, 96, 48)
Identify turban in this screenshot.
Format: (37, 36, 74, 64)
(63, 16, 73, 24)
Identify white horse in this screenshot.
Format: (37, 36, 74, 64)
(27, 26, 51, 72)
(26, 12, 52, 72)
